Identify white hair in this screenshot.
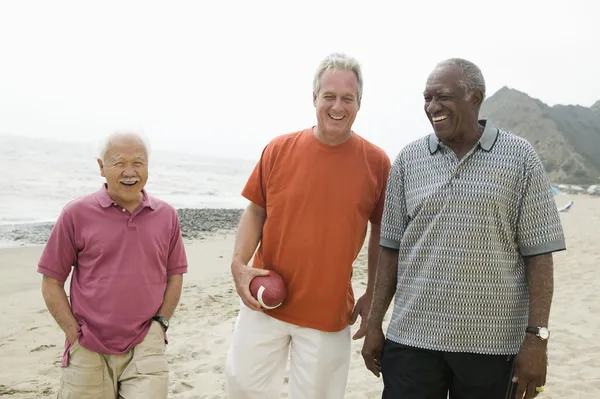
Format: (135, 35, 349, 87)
(312, 52, 364, 100)
(98, 131, 151, 162)
(435, 58, 486, 102)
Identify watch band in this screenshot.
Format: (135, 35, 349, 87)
(526, 326, 550, 340)
(152, 316, 169, 331)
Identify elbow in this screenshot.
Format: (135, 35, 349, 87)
(369, 224, 381, 241)
(41, 275, 64, 298)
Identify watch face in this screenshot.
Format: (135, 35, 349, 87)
(163, 319, 169, 327)
(539, 327, 550, 339)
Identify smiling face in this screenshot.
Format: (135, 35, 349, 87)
(97, 135, 148, 208)
(313, 68, 361, 143)
(423, 65, 482, 143)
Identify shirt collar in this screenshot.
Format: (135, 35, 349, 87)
(428, 119, 499, 155)
(95, 183, 155, 210)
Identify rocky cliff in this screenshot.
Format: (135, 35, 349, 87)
(480, 87, 600, 184)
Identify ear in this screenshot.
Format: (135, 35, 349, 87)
(470, 90, 483, 109)
(357, 97, 361, 110)
(97, 158, 105, 177)
(313, 92, 317, 107)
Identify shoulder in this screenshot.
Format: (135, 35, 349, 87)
(353, 133, 392, 175)
(258, 128, 311, 166)
(403, 135, 430, 154)
(354, 133, 389, 160)
(144, 195, 183, 234)
(391, 135, 431, 167)
(495, 129, 536, 151)
(147, 195, 179, 217)
(494, 129, 541, 165)
(265, 129, 308, 151)
(61, 191, 100, 216)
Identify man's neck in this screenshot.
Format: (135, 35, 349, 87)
(443, 124, 484, 160)
(313, 126, 352, 146)
(108, 191, 143, 213)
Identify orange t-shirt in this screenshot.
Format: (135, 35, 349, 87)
(242, 127, 391, 332)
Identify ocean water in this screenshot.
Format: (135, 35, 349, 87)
(0, 135, 255, 225)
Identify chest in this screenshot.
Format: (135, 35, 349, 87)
(266, 150, 380, 218)
(76, 210, 173, 271)
(404, 150, 525, 220)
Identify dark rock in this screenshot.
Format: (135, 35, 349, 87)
(0, 208, 244, 246)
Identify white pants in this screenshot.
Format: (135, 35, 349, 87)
(225, 303, 351, 399)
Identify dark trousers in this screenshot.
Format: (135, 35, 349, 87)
(381, 339, 517, 399)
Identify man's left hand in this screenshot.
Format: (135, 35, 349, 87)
(513, 336, 548, 399)
(350, 293, 371, 340)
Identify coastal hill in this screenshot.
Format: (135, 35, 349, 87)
(480, 87, 600, 185)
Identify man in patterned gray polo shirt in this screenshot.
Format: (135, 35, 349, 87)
(361, 58, 566, 399)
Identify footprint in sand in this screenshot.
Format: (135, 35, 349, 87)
(190, 348, 212, 359)
(30, 344, 56, 352)
(171, 380, 194, 394)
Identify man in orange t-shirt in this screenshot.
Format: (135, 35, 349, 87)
(225, 52, 391, 399)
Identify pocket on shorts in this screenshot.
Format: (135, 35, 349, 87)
(135, 356, 169, 375)
(68, 339, 80, 354)
(62, 343, 105, 389)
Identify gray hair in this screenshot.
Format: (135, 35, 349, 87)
(435, 58, 486, 102)
(313, 52, 363, 100)
(99, 131, 151, 162)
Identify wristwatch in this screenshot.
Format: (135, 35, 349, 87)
(153, 316, 169, 332)
(526, 326, 550, 341)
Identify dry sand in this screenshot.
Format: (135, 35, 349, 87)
(0, 194, 598, 398)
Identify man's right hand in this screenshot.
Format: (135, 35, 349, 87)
(231, 261, 270, 311)
(361, 325, 385, 377)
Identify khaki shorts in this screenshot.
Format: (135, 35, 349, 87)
(58, 321, 169, 399)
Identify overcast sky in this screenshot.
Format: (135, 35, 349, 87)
(0, 0, 598, 161)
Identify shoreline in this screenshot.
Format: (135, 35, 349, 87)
(0, 208, 244, 248)
(0, 195, 599, 398)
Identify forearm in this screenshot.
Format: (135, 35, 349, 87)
(365, 224, 381, 295)
(524, 253, 554, 327)
(41, 276, 79, 335)
(156, 274, 183, 320)
(232, 203, 266, 266)
(366, 246, 399, 328)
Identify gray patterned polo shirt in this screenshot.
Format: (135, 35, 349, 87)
(380, 119, 566, 355)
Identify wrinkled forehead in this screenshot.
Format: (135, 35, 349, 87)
(319, 68, 359, 96)
(424, 65, 463, 94)
(105, 138, 148, 161)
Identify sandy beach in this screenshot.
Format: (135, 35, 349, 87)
(1, 194, 598, 398)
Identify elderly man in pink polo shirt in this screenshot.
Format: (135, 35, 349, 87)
(37, 132, 188, 398)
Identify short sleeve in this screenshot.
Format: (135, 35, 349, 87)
(37, 209, 78, 282)
(167, 210, 188, 276)
(369, 152, 392, 224)
(379, 152, 409, 249)
(241, 144, 273, 209)
(517, 146, 566, 256)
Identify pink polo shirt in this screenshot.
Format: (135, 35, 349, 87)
(37, 184, 187, 362)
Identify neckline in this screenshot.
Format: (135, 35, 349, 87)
(307, 126, 357, 152)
